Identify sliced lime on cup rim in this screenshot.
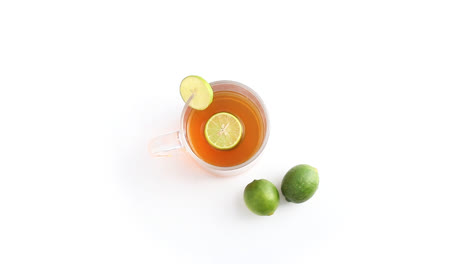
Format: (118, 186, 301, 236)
(180, 75, 213, 110)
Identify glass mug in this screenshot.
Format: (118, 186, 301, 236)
(149, 80, 270, 176)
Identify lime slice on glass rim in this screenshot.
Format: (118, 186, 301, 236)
(179, 75, 213, 110)
(204, 112, 243, 150)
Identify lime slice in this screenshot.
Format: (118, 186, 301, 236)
(204, 112, 243, 150)
(179, 75, 213, 110)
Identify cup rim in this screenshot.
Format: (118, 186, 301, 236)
(179, 80, 270, 172)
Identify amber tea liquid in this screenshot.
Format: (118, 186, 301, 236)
(186, 89, 266, 167)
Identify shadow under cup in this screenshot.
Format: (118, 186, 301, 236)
(181, 80, 269, 176)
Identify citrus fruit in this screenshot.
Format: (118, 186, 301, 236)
(204, 112, 243, 150)
(243, 179, 279, 216)
(179, 75, 213, 110)
(281, 164, 319, 203)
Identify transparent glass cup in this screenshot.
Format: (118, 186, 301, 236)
(149, 80, 270, 176)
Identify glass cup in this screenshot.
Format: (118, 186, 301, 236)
(149, 80, 270, 176)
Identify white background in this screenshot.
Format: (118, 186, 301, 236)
(1, 0, 467, 263)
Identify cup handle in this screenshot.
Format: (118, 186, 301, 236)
(149, 131, 183, 157)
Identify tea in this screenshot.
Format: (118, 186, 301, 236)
(186, 89, 266, 167)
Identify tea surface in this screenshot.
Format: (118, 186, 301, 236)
(186, 90, 265, 167)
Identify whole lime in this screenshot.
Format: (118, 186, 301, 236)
(281, 164, 319, 203)
(244, 179, 280, 216)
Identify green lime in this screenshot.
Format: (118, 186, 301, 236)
(179, 75, 213, 110)
(244, 179, 279, 216)
(204, 112, 243, 150)
(281, 164, 319, 203)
